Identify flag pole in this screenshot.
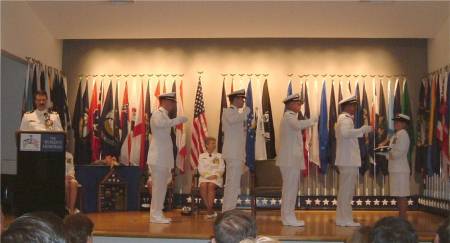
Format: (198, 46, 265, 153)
(373, 78, 377, 196)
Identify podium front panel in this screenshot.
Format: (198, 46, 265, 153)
(15, 131, 66, 217)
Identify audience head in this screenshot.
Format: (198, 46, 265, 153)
(435, 217, 450, 243)
(1, 211, 66, 243)
(369, 216, 418, 243)
(63, 214, 94, 243)
(213, 210, 257, 243)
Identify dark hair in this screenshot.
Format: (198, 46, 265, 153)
(369, 217, 418, 243)
(437, 217, 450, 243)
(34, 90, 48, 99)
(63, 214, 94, 243)
(1, 211, 66, 243)
(214, 210, 257, 243)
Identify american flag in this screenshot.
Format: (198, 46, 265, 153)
(190, 78, 208, 168)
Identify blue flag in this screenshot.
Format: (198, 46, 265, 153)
(319, 81, 329, 173)
(246, 81, 256, 172)
(287, 80, 293, 96)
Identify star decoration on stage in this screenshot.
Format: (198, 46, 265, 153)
(408, 199, 414, 206)
(305, 198, 312, 205)
(237, 198, 242, 205)
(356, 199, 363, 206)
(214, 199, 218, 204)
(390, 199, 397, 206)
(245, 198, 251, 205)
(323, 199, 329, 206)
(332, 199, 337, 206)
(220, 198, 224, 204)
(365, 199, 371, 206)
(351, 200, 355, 206)
(262, 198, 269, 205)
(315, 198, 321, 206)
(374, 199, 380, 206)
(279, 199, 282, 205)
(186, 196, 192, 203)
(382, 199, 389, 206)
(270, 198, 277, 205)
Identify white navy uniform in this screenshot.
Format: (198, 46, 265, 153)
(221, 90, 249, 212)
(388, 129, 410, 197)
(147, 101, 188, 222)
(276, 107, 315, 226)
(198, 152, 225, 187)
(20, 109, 63, 131)
(335, 109, 371, 226)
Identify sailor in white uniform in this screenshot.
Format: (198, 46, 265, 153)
(147, 92, 188, 224)
(276, 93, 317, 227)
(20, 90, 63, 131)
(335, 95, 372, 227)
(221, 89, 250, 212)
(387, 113, 411, 219)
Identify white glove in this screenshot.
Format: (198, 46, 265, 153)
(178, 116, 188, 123)
(362, 125, 373, 134)
(244, 106, 251, 116)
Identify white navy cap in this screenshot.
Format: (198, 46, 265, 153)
(227, 89, 246, 98)
(339, 95, 358, 106)
(393, 113, 410, 122)
(283, 93, 303, 104)
(159, 92, 177, 102)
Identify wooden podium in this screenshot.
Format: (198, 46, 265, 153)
(14, 131, 66, 217)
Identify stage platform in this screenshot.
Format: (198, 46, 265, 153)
(87, 210, 445, 243)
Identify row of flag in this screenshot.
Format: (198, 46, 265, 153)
(281, 78, 414, 176)
(22, 60, 70, 131)
(72, 78, 189, 172)
(416, 71, 450, 177)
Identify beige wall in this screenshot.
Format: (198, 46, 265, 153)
(1, 2, 62, 68)
(427, 4, 450, 72)
(63, 39, 427, 193)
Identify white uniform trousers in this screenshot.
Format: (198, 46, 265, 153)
(336, 166, 358, 224)
(280, 166, 300, 223)
(222, 161, 243, 212)
(150, 165, 172, 218)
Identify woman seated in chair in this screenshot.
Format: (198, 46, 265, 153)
(198, 137, 225, 218)
(65, 151, 80, 215)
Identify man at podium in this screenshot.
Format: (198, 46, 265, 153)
(20, 90, 63, 131)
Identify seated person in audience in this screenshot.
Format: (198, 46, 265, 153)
(212, 209, 257, 243)
(434, 217, 450, 243)
(369, 216, 418, 243)
(198, 137, 225, 218)
(63, 213, 94, 243)
(1, 211, 66, 243)
(66, 151, 80, 215)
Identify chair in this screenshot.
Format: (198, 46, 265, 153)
(250, 159, 282, 217)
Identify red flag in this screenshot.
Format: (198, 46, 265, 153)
(130, 83, 146, 169)
(190, 78, 208, 168)
(88, 82, 101, 162)
(176, 80, 187, 172)
(130, 82, 146, 169)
